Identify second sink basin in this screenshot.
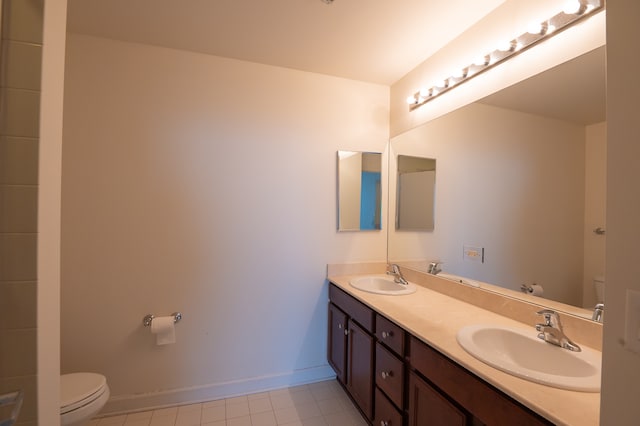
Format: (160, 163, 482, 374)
(349, 275, 416, 295)
(457, 324, 601, 392)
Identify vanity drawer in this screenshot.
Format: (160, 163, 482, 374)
(374, 387, 403, 426)
(375, 314, 405, 356)
(329, 284, 374, 333)
(375, 342, 404, 408)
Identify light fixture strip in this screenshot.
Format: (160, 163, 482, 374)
(407, 0, 604, 111)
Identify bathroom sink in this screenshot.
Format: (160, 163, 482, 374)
(456, 325, 601, 392)
(349, 275, 417, 295)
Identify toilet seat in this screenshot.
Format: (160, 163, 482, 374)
(60, 373, 107, 414)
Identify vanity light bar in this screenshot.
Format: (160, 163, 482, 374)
(407, 0, 604, 111)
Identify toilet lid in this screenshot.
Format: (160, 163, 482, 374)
(60, 373, 107, 414)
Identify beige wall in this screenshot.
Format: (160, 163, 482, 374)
(583, 122, 607, 308)
(61, 34, 389, 411)
(0, 1, 44, 425)
(390, 0, 606, 137)
(389, 103, 586, 306)
(601, 1, 640, 424)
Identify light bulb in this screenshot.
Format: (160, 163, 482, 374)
(527, 21, 543, 35)
(434, 79, 448, 88)
(546, 23, 556, 34)
(474, 55, 489, 66)
(452, 68, 466, 79)
(498, 40, 513, 52)
(406, 95, 417, 105)
(419, 87, 430, 98)
(563, 0, 582, 15)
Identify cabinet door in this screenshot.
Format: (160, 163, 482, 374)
(328, 303, 348, 383)
(408, 371, 467, 426)
(347, 319, 374, 420)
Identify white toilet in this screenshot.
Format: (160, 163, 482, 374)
(60, 373, 110, 426)
(594, 275, 605, 303)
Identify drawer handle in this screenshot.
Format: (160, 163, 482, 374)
(380, 421, 390, 426)
(381, 370, 393, 379)
(381, 331, 393, 339)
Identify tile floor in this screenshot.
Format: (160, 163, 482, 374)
(89, 380, 368, 426)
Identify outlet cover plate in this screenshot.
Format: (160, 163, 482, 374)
(463, 245, 484, 263)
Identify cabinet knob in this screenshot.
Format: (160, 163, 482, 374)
(381, 371, 393, 379)
(381, 331, 393, 339)
(344, 329, 349, 336)
(338, 323, 343, 329)
(380, 421, 390, 426)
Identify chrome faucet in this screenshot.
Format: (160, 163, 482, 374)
(387, 264, 408, 285)
(592, 303, 604, 322)
(427, 261, 442, 275)
(535, 309, 581, 352)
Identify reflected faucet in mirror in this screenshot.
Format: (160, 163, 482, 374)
(592, 303, 604, 322)
(427, 261, 442, 275)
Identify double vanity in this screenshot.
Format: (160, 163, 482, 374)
(327, 264, 601, 426)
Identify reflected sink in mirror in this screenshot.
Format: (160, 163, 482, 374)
(457, 325, 601, 392)
(349, 275, 417, 295)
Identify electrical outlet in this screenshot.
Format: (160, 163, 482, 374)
(463, 245, 484, 263)
(624, 289, 640, 354)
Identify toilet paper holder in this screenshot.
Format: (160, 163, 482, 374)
(143, 312, 182, 327)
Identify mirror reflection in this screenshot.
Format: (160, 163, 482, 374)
(396, 155, 436, 231)
(388, 46, 606, 318)
(337, 151, 382, 231)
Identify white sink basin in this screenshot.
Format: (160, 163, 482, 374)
(457, 324, 601, 392)
(349, 275, 417, 295)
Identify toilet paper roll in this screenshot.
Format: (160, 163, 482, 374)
(150, 316, 176, 345)
(526, 283, 544, 297)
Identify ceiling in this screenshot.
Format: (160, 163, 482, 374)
(66, 0, 505, 86)
(479, 46, 606, 125)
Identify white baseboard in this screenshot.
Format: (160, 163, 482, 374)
(101, 365, 336, 416)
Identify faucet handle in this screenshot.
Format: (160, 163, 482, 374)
(536, 309, 560, 327)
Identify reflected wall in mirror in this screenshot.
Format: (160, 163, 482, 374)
(396, 155, 436, 231)
(337, 151, 382, 231)
(388, 46, 606, 319)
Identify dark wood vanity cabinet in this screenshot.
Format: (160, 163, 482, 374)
(328, 283, 553, 426)
(408, 336, 553, 426)
(328, 284, 375, 420)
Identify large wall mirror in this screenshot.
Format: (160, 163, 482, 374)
(388, 46, 606, 319)
(337, 151, 383, 231)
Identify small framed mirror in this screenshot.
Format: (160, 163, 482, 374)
(396, 155, 436, 231)
(337, 151, 382, 231)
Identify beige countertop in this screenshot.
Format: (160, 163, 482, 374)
(328, 274, 601, 426)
